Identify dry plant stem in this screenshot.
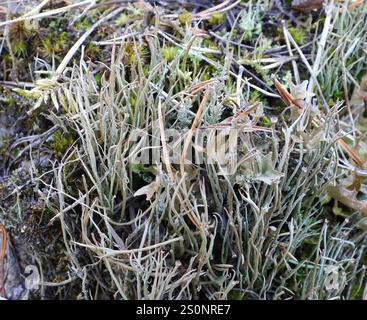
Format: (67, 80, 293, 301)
(164, 0, 241, 20)
(158, 99, 174, 180)
(281, 20, 300, 84)
(4, 0, 16, 81)
(0, 224, 7, 298)
(180, 89, 210, 178)
(283, 28, 329, 112)
(73, 237, 183, 258)
(55, 7, 124, 78)
(177, 90, 211, 229)
(0, 81, 35, 88)
(0, 0, 93, 27)
(308, 0, 334, 94)
(23, 0, 50, 17)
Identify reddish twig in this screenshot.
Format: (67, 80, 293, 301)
(0, 224, 7, 298)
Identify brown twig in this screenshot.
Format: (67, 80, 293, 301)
(0, 224, 7, 298)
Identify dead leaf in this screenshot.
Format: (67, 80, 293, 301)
(134, 178, 160, 201)
(292, 0, 323, 12)
(244, 153, 284, 185)
(326, 184, 367, 216)
(273, 77, 303, 109)
(289, 80, 315, 101)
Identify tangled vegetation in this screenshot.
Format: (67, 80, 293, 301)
(0, 0, 366, 300)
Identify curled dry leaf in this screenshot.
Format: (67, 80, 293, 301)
(289, 80, 315, 101)
(326, 185, 367, 216)
(134, 178, 160, 201)
(244, 153, 284, 185)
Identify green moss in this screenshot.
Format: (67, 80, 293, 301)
(131, 163, 156, 183)
(349, 281, 364, 299)
(115, 13, 130, 27)
(208, 12, 225, 25)
(240, 58, 271, 85)
(261, 116, 272, 127)
(129, 95, 136, 109)
(41, 32, 68, 58)
(249, 90, 261, 104)
(12, 39, 27, 57)
(0, 134, 10, 154)
(178, 9, 192, 26)
(162, 46, 179, 62)
(7, 96, 17, 107)
(123, 42, 148, 66)
(334, 89, 344, 101)
(288, 27, 306, 45)
(178, 68, 192, 81)
(13, 88, 40, 99)
(94, 73, 102, 86)
(75, 17, 91, 31)
(227, 290, 244, 300)
(49, 130, 74, 156)
(85, 42, 102, 60)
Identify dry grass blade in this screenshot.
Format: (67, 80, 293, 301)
(0, 0, 93, 27)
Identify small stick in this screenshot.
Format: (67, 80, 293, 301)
(0, 0, 93, 27)
(0, 224, 7, 298)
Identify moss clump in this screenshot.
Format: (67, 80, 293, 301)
(178, 9, 192, 26)
(12, 39, 27, 57)
(94, 73, 103, 86)
(288, 27, 306, 45)
(85, 42, 102, 60)
(75, 17, 92, 31)
(208, 12, 225, 25)
(115, 13, 130, 27)
(40, 32, 68, 58)
(49, 130, 74, 156)
(162, 46, 179, 62)
(7, 96, 17, 107)
(131, 164, 156, 183)
(123, 42, 148, 66)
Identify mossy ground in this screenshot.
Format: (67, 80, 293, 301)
(0, 0, 366, 300)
